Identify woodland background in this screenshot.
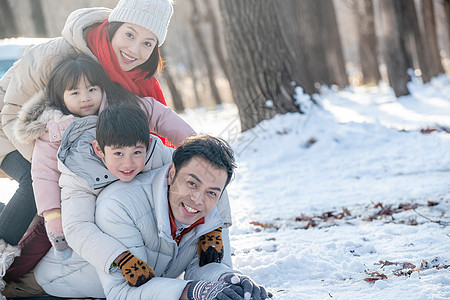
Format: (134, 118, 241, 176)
(0, 0, 449, 131)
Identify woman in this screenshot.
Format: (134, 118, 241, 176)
(0, 0, 177, 273)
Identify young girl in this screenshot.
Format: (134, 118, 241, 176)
(5, 54, 197, 285)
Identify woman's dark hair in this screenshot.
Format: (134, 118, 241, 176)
(108, 22, 164, 79)
(172, 135, 236, 188)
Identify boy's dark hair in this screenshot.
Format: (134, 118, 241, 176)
(172, 135, 236, 188)
(47, 54, 111, 116)
(96, 104, 150, 152)
(108, 22, 164, 79)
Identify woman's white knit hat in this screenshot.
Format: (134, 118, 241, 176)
(109, 0, 173, 46)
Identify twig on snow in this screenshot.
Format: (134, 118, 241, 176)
(412, 208, 450, 226)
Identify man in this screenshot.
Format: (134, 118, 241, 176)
(34, 135, 271, 300)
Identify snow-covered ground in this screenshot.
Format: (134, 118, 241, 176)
(1, 75, 450, 299)
(183, 75, 450, 299)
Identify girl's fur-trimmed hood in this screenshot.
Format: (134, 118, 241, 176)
(14, 91, 74, 144)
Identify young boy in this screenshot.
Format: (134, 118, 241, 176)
(3, 104, 231, 297)
(58, 104, 231, 287)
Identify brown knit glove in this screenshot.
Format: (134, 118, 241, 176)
(198, 227, 224, 267)
(117, 251, 155, 287)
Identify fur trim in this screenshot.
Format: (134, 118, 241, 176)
(0, 239, 20, 257)
(13, 91, 74, 144)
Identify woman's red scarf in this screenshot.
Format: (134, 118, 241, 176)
(86, 21, 173, 147)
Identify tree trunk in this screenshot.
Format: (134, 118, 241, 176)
(30, 0, 48, 37)
(202, 0, 232, 84)
(276, 1, 316, 95)
(293, 1, 331, 88)
(393, 1, 415, 71)
(190, 0, 222, 105)
(319, 0, 349, 88)
(444, 0, 450, 54)
(162, 69, 184, 112)
(355, 0, 382, 85)
(182, 33, 202, 108)
(396, 0, 432, 82)
(220, 0, 303, 131)
(377, 0, 410, 97)
(0, 0, 18, 38)
(421, 0, 445, 78)
(160, 48, 185, 112)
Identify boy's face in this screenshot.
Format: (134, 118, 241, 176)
(167, 156, 227, 226)
(93, 141, 147, 182)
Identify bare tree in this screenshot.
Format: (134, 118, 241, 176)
(190, 0, 222, 105)
(293, 1, 331, 88)
(160, 48, 185, 112)
(202, 0, 232, 84)
(220, 0, 305, 131)
(395, 0, 432, 82)
(354, 0, 381, 85)
(377, 0, 411, 97)
(30, 0, 48, 37)
(319, 0, 349, 88)
(444, 0, 450, 53)
(421, 0, 445, 78)
(0, 0, 18, 38)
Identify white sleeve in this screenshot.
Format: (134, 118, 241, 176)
(59, 160, 127, 274)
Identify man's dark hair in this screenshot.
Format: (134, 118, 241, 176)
(96, 104, 150, 152)
(172, 135, 236, 188)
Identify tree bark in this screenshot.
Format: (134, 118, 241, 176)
(319, 0, 349, 88)
(0, 0, 18, 38)
(421, 0, 445, 78)
(396, 0, 432, 82)
(393, 1, 415, 71)
(30, 0, 48, 37)
(293, 1, 331, 88)
(182, 33, 202, 108)
(377, 0, 410, 97)
(220, 0, 303, 131)
(355, 0, 382, 85)
(190, 0, 222, 105)
(444, 0, 450, 54)
(202, 0, 232, 84)
(160, 48, 185, 112)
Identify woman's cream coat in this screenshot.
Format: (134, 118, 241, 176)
(0, 7, 111, 166)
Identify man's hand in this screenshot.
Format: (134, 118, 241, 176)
(118, 251, 156, 287)
(220, 273, 272, 300)
(186, 280, 244, 300)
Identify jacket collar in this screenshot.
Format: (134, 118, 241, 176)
(58, 116, 155, 191)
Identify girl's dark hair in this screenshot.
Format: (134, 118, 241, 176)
(47, 53, 149, 119)
(96, 103, 150, 152)
(47, 54, 111, 116)
(108, 22, 164, 79)
(172, 135, 236, 188)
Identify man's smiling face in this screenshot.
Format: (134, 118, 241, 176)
(167, 156, 227, 226)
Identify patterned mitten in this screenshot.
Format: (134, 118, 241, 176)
(220, 273, 273, 300)
(187, 280, 244, 300)
(43, 209, 72, 261)
(118, 251, 155, 287)
(197, 227, 223, 267)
